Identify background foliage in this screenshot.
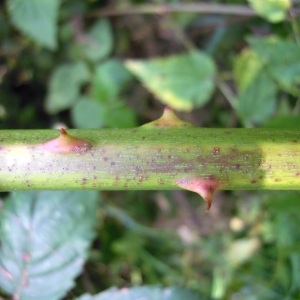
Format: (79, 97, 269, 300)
(1, 0, 300, 299)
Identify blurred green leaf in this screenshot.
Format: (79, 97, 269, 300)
(45, 62, 90, 114)
(76, 286, 200, 300)
(234, 49, 260, 92)
(266, 192, 300, 216)
(103, 104, 136, 128)
(236, 73, 277, 125)
(263, 116, 300, 128)
(0, 191, 99, 300)
(91, 59, 132, 101)
(264, 192, 300, 296)
(226, 237, 260, 268)
(71, 96, 105, 128)
(126, 51, 216, 111)
(248, 37, 300, 96)
(234, 49, 277, 125)
(6, 0, 61, 49)
(76, 19, 113, 62)
(71, 97, 136, 128)
(248, 0, 291, 23)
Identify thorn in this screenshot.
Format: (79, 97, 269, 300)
(60, 128, 67, 135)
(176, 177, 223, 212)
(41, 129, 92, 154)
(141, 107, 193, 128)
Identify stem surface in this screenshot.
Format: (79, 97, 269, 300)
(1, 127, 300, 191)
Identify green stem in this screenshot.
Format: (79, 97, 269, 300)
(1, 127, 300, 191)
(1, 108, 300, 211)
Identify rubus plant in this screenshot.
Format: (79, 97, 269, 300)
(1, 0, 300, 299)
(1, 108, 300, 210)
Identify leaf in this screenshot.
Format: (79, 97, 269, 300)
(75, 19, 113, 62)
(248, 0, 291, 23)
(234, 49, 277, 125)
(234, 49, 261, 92)
(226, 238, 260, 267)
(6, 0, 61, 49)
(236, 73, 276, 125)
(71, 97, 105, 128)
(45, 62, 90, 114)
(126, 51, 216, 111)
(76, 286, 200, 300)
(0, 191, 99, 300)
(91, 59, 132, 101)
(266, 192, 300, 214)
(263, 116, 300, 128)
(248, 37, 300, 96)
(103, 104, 137, 128)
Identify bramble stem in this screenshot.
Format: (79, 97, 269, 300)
(1, 127, 300, 191)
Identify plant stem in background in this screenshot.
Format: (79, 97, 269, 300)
(87, 3, 300, 18)
(87, 4, 255, 17)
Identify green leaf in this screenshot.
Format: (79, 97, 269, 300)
(88, 59, 135, 128)
(263, 116, 300, 128)
(248, 0, 291, 23)
(76, 286, 200, 300)
(248, 37, 300, 95)
(103, 104, 137, 128)
(234, 49, 277, 125)
(91, 59, 132, 101)
(266, 192, 300, 214)
(71, 97, 105, 128)
(45, 62, 90, 114)
(75, 19, 113, 62)
(237, 73, 276, 125)
(0, 191, 99, 300)
(6, 0, 61, 49)
(126, 51, 216, 111)
(234, 49, 261, 92)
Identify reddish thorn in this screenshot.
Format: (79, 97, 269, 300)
(41, 128, 92, 153)
(60, 128, 67, 135)
(205, 198, 212, 213)
(176, 177, 224, 212)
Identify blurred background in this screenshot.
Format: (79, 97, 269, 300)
(1, 0, 300, 299)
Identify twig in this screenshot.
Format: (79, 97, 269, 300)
(288, 10, 300, 45)
(87, 4, 257, 18)
(216, 79, 237, 110)
(87, 3, 300, 18)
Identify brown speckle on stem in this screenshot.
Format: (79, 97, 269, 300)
(157, 178, 164, 184)
(212, 147, 220, 156)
